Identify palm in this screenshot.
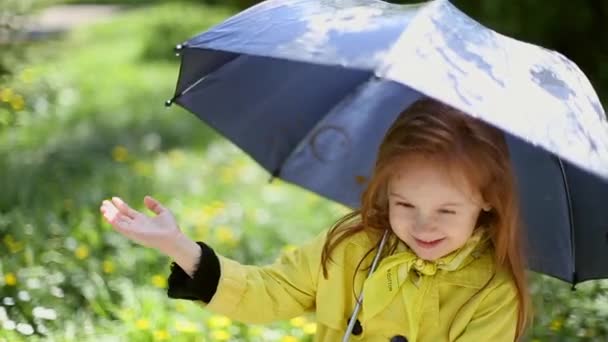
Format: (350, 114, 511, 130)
(100, 196, 181, 251)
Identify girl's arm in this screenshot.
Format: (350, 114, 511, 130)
(167, 230, 326, 324)
(100, 195, 324, 324)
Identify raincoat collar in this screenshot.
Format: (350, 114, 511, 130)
(360, 228, 493, 323)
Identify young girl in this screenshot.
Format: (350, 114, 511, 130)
(100, 98, 531, 341)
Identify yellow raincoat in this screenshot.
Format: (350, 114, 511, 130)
(200, 228, 518, 341)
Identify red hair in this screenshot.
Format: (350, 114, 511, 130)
(321, 97, 531, 340)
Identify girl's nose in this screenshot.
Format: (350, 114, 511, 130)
(413, 214, 435, 232)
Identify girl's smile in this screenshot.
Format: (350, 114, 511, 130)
(413, 237, 445, 249)
(387, 155, 489, 261)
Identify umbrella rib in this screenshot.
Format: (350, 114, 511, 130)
(555, 156, 577, 286)
(166, 75, 209, 106)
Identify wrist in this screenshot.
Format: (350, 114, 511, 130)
(162, 233, 202, 278)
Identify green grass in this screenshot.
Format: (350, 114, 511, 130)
(0, 3, 344, 341)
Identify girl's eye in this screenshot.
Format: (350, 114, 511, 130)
(397, 202, 414, 208)
(439, 209, 456, 215)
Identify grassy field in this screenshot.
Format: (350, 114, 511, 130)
(1, 2, 607, 341)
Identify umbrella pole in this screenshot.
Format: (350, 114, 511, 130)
(341, 229, 390, 342)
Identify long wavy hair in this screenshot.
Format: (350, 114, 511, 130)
(320, 97, 531, 340)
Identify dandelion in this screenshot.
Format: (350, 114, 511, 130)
(74, 245, 89, 260)
(4, 273, 17, 286)
(3, 234, 15, 246)
(210, 329, 231, 341)
(153, 329, 170, 341)
(112, 146, 129, 163)
(0, 88, 13, 102)
(3, 235, 23, 254)
(280, 336, 298, 342)
(207, 315, 231, 329)
(102, 260, 115, 274)
(151, 275, 167, 288)
(289, 316, 307, 328)
(9, 94, 24, 111)
(215, 226, 236, 245)
(135, 319, 150, 330)
(549, 318, 563, 331)
(303, 323, 317, 335)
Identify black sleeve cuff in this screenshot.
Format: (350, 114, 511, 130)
(167, 241, 221, 303)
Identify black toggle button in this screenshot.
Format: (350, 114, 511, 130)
(347, 318, 363, 336)
(390, 335, 408, 342)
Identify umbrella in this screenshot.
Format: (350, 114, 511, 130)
(166, 0, 608, 289)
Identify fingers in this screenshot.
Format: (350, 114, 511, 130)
(144, 195, 166, 215)
(100, 199, 134, 230)
(111, 197, 139, 219)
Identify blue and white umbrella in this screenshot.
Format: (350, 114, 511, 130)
(167, 0, 608, 287)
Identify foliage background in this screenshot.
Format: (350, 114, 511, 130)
(1, 0, 606, 341)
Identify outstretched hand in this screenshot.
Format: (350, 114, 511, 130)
(100, 196, 182, 253)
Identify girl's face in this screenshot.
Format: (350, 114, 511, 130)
(387, 156, 488, 261)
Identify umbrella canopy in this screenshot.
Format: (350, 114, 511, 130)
(167, 0, 608, 285)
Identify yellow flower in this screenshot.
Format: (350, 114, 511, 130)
(153, 329, 169, 341)
(151, 275, 167, 288)
(550, 318, 563, 331)
(303, 322, 317, 335)
(215, 226, 237, 245)
(9, 94, 24, 111)
(175, 320, 199, 333)
(0, 88, 13, 102)
(210, 330, 231, 341)
(202, 203, 224, 219)
(75, 245, 89, 260)
(207, 315, 231, 329)
(3, 234, 15, 246)
(281, 336, 299, 342)
(102, 260, 115, 274)
(7, 240, 23, 253)
(4, 273, 17, 286)
(135, 319, 150, 330)
(289, 316, 307, 328)
(112, 146, 129, 163)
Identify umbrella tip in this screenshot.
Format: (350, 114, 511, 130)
(174, 43, 187, 57)
(165, 99, 173, 107)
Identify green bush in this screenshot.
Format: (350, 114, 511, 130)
(139, 3, 232, 61)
